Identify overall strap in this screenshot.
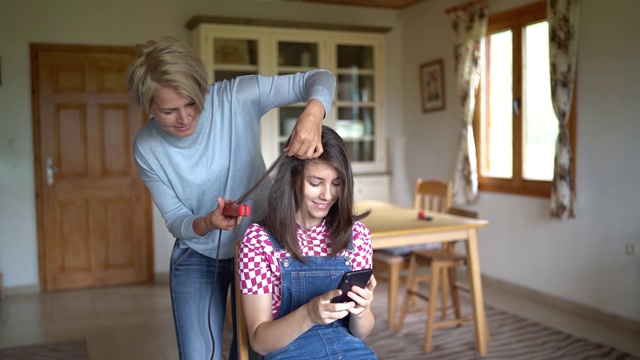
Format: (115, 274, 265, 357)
(263, 228, 285, 251)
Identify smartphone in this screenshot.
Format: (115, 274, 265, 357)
(330, 268, 373, 303)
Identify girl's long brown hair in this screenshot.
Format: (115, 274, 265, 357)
(258, 126, 369, 262)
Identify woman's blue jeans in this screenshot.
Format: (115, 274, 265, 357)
(170, 241, 237, 360)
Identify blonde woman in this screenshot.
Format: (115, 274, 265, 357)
(126, 37, 335, 360)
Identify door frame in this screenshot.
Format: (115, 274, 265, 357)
(30, 43, 154, 291)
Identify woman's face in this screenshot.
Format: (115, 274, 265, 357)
(296, 160, 341, 228)
(149, 85, 201, 138)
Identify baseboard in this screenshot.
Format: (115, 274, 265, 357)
(154, 272, 169, 284)
(479, 273, 640, 335)
(3, 284, 40, 296)
(2, 274, 170, 297)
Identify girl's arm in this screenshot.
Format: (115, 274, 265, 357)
(344, 221, 376, 339)
(344, 274, 377, 339)
(242, 289, 355, 355)
(238, 222, 360, 354)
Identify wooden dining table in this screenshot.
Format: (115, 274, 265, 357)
(355, 199, 490, 355)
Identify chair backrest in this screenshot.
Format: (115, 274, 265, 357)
(234, 242, 250, 360)
(413, 179, 453, 213)
(444, 206, 479, 253)
(446, 206, 479, 219)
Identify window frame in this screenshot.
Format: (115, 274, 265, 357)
(472, 0, 577, 198)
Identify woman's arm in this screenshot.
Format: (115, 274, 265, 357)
(248, 69, 335, 160)
(191, 197, 241, 236)
(286, 70, 335, 159)
(134, 143, 238, 238)
(284, 98, 325, 159)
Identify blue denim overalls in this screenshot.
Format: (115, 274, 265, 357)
(263, 232, 377, 360)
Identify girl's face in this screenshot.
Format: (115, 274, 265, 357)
(296, 160, 341, 228)
(149, 85, 201, 138)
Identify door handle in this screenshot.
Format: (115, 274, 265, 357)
(513, 99, 521, 117)
(46, 157, 59, 186)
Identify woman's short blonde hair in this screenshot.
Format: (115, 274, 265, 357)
(125, 37, 209, 113)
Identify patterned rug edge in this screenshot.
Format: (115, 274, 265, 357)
(0, 338, 88, 360)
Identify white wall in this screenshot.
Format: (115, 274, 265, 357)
(1, 0, 638, 324)
(397, 0, 640, 322)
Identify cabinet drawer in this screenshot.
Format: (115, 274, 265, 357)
(354, 174, 390, 202)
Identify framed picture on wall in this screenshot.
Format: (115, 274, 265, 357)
(419, 59, 445, 112)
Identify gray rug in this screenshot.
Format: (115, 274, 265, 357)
(0, 338, 88, 360)
(366, 283, 640, 359)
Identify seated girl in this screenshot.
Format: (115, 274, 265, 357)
(238, 125, 377, 359)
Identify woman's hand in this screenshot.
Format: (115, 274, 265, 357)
(284, 99, 324, 160)
(193, 197, 242, 236)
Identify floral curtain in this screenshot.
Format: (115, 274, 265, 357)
(548, 0, 580, 219)
(449, 2, 488, 205)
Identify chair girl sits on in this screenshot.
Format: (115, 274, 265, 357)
(237, 126, 378, 359)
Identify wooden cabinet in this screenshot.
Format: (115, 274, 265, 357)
(354, 174, 390, 202)
(188, 17, 390, 198)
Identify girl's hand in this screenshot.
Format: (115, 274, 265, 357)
(345, 274, 377, 318)
(304, 289, 356, 325)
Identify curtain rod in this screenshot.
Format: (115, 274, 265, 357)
(445, 0, 487, 14)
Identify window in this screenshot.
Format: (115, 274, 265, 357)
(473, 1, 576, 198)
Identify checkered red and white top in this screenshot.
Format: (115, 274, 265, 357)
(238, 221, 373, 318)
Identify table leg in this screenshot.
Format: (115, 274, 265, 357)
(465, 229, 488, 355)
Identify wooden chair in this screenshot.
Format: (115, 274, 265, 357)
(372, 178, 452, 328)
(234, 242, 250, 360)
(395, 207, 481, 353)
(413, 178, 452, 214)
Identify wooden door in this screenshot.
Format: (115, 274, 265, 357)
(31, 44, 152, 291)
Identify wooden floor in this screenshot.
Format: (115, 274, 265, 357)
(368, 279, 640, 359)
(0, 278, 638, 359)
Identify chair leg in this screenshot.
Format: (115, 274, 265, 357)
(424, 262, 441, 353)
(439, 269, 450, 318)
(387, 262, 400, 329)
(438, 243, 456, 318)
(396, 254, 418, 333)
(448, 267, 462, 321)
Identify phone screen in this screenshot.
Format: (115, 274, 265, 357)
(330, 269, 373, 303)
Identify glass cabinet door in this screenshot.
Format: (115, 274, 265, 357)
(335, 45, 376, 163)
(191, 23, 386, 174)
(277, 41, 318, 71)
(211, 38, 259, 81)
(276, 41, 320, 150)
